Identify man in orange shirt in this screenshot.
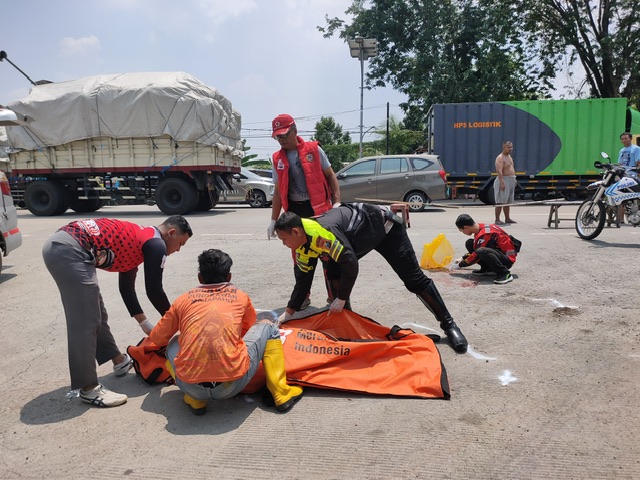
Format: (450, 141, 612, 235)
(149, 249, 302, 415)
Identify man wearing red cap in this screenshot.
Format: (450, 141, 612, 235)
(267, 113, 341, 310)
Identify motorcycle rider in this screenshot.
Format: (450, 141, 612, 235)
(618, 132, 640, 173)
(616, 132, 640, 223)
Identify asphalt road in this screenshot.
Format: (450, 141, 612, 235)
(1, 201, 638, 479)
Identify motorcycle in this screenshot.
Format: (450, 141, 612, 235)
(575, 152, 640, 240)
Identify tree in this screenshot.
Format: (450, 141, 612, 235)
(319, 0, 550, 129)
(517, 0, 640, 105)
(240, 139, 271, 169)
(311, 116, 357, 169)
(312, 116, 351, 146)
(363, 116, 424, 156)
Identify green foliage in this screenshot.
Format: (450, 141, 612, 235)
(319, 0, 549, 127)
(312, 117, 355, 170)
(369, 116, 424, 156)
(320, 0, 640, 112)
(323, 131, 425, 170)
(322, 144, 359, 171)
(312, 116, 352, 146)
(516, 0, 640, 105)
(312, 115, 425, 170)
(241, 139, 271, 169)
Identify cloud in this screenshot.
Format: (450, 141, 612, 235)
(196, 0, 258, 26)
(59, 36, 102, 58)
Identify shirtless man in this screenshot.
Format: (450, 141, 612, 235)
(494, 140, 517, 224)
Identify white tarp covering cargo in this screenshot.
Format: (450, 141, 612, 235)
(0, 127, 8, 160)
(5, 72, 242, 158)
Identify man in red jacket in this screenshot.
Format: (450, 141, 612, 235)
(455, 213, 518, 284)
(267, 113, 341, 308)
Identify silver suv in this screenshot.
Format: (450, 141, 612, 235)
(336, 154, 447, 211)
(220, 167, 275, 208)
(0, 169, 22, 273)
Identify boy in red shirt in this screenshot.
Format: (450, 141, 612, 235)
(455, 213, 518, 285)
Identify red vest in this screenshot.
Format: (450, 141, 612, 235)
(59, 219, 157, 272)
(273, 136, 332, 215)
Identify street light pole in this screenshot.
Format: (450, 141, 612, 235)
(0, 50, 37, 86)
(348, 37, 378, 159)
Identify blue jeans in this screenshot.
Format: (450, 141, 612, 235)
(166, 321, 278, 401)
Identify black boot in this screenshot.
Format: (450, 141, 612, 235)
(416, 283, 468, 353)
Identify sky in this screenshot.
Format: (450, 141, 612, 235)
(0, 0, 408, 160)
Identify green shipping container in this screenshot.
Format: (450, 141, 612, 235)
(427, 98, 633, 198)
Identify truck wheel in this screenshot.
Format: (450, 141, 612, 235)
(532, 192, 547, 202)
(155, 178, 198, 214)
(403, 191, 428, 212)
(24, 180, 70, 216)
(194, 191, 213, 211)
(194, 190, 220, 210)
(70, 193, 106, 213)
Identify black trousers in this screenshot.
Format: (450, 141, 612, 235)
(325, 219, 434, 294)
(288, 199, 331, 307)
(465, 238, 512, 275)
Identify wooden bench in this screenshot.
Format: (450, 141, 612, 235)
(545, 200, 623, 229)
(544, 200, 584, 228)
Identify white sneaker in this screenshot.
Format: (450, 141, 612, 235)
(79, 384, 128, 408)
(113, 353, 133, 377)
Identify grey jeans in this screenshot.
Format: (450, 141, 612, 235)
(42, 230, 120, 390)
(166, 321, 279, 402)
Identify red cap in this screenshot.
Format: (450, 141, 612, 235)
(272, 114, 295, 137)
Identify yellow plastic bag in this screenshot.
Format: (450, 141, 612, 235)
(420, 233, 455, 270)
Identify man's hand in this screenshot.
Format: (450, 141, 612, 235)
(267, 220, 277, 240)
(139, 319, 155, 335)
(328, 298, 346, 315)
(332, 202, 341, 209)
(458, 260, 470, 268)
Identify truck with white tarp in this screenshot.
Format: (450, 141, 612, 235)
(3, 72, 242, 215)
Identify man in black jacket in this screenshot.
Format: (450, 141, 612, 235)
(274, 203, 467, 353)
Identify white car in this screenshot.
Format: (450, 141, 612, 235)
(0, 169, 22, 273)
(220, 167, 274, 208)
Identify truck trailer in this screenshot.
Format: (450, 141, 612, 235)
(426, 98, 640, 201)
(2, 71, 242, 216)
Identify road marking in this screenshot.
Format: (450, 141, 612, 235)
(499, 370, 517, 385)
(466, 346, 497, 361)
(399, 322, 439, 334)
(532, 298, 578, 309)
